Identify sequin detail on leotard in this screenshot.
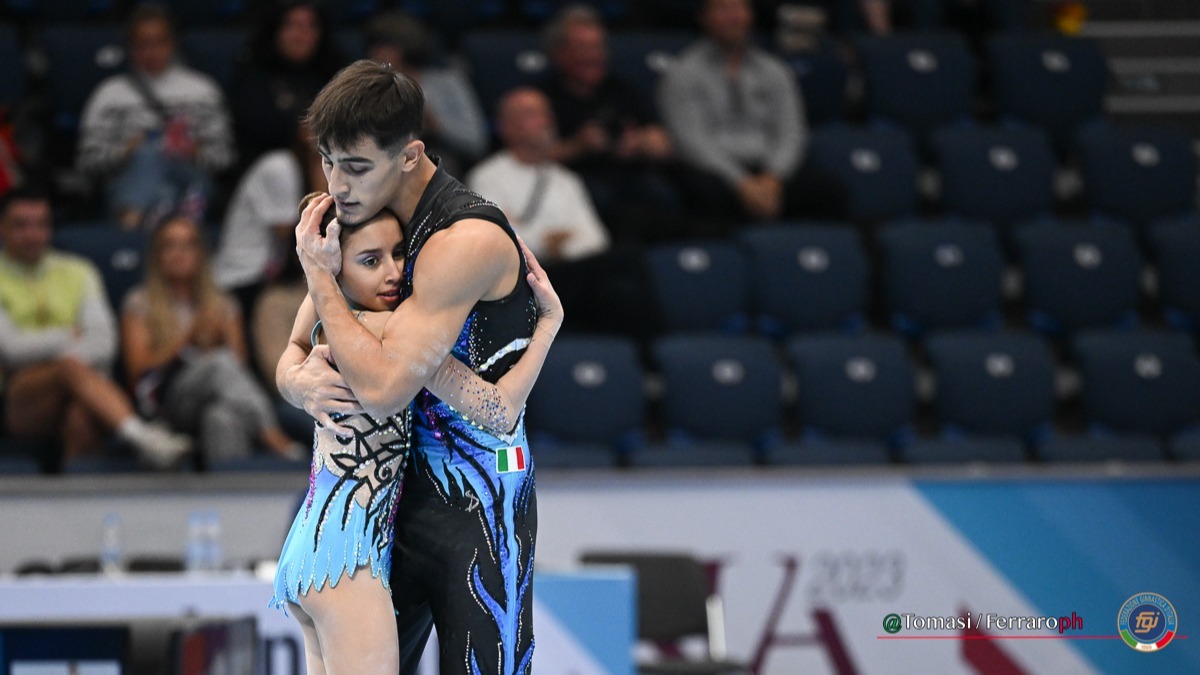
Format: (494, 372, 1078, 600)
(270, 406, 411, 611)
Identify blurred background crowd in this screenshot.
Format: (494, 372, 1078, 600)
(1, 0, 1198, 474)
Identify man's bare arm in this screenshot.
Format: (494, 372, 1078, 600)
(307, 220, 520, 419)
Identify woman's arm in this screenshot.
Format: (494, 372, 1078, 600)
(120, 307, 193, 384)
(423, 240, 564, 435)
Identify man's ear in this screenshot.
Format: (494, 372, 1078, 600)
(401, 140, 425, 171)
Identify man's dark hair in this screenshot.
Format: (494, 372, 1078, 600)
(0, 183, 51, 219)
(305, 60, 424, 155)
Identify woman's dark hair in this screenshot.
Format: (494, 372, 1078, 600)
(247, 0, 343, 78)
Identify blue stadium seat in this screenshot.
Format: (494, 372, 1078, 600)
(806, 125, 920, 222)
(400, 0, 507, 40)
(159, 0, 244, 25)
(0, 23, 25, 108)
(855, 33, 976, 149)
(878, 221, 1005, 335)
(925, 331, 1056, 441)
(633, 334, 782, 467)
(5, 0, 117, 22)
(53, 226, 148, 310)
(783, 39, 849, 127)
(1147, 217, 1200, 330)
(321, 0, 383, 26)
(1014, 220, 1142, 335)
(1036, 434, 1165, 463)
(1076, 123, 1199, 227)
(40, 24, 126, 134)
(986, 34, 1108, 153)
(1072, 330, 1200, 439)
(932, 125, 1056, 229)
(737, 223, 869, 336)
(646, 241, 749, 335)
(179, 27, 246, 96)
(899, 437, 1028, 464)
(1169, 433, 1200, 462)
(520, 0, 629, 23)
(525, 335, 644, 468)
(0, 456, 41, 474)
(460, 30, 548, 116)
(770, 333, 913, 465)
(0, 437, 47, 474)
(607, 30, 694, 102)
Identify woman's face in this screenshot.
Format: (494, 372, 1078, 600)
(338, 214, 404, 312)
(157, 218, 203, 284)
(277, 5, 321, 64)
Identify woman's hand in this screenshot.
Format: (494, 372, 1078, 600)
(518, 236, 563, 338)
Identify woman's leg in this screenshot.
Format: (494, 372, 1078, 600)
(299, 569, 399, 674)
(287, 601, 327, 675)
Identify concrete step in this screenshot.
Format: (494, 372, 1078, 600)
(1079, 0, 1200, 21)
(1081, 21, 1200, 59)
(1110, 58, 1200, 97)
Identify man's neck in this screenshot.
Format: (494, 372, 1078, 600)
(508, 145, 548, 166)
(391, 154, 439, 227)
(714, 38, 748, 69)
(0, 251, 42, 271)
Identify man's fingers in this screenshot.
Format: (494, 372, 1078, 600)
(314, 411, 354, 439)
(325, 398, 365, 415)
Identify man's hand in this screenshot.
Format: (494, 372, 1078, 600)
(285, 344, 362, 436)
(737, 174, 784, 220)
(295, 193, 343, 279)
(542, 230, 572, 260)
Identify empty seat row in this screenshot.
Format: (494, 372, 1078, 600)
(807, 122, 1198, 227)
(647, 219, 1200, 338)
(525, 330, 1200, 468)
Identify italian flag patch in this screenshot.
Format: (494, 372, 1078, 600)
(497, 445, 527, 473)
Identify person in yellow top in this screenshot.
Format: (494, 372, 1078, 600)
(0, 185, 192, 470)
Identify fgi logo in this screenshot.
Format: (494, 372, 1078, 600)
(1118, 592, 1178, 651)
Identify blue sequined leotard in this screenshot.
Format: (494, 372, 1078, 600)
(270, 322, 412, 611)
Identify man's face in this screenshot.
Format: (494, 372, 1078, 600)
(498, 90, 555, 153)
(319, 136, 408, 226)
(701, 0, 753, 48)
(554, 22, 608, 91)
(129, 18, 175, 77)
(0, 198, 53, 265)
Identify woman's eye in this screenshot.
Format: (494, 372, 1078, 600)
(362, 257, 378, 267)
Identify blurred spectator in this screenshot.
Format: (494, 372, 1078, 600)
(469, 87, 657, 338)
(212, 123, 324, 331)
(540, 4, 684, 243)
(121, 215, 302, 465)
(233, 0, 346, 167)
(77, 3, 235, 230)
(364, 11, 488, 176)
(0, 185, 192, 470)
(659, 0, 842, 232)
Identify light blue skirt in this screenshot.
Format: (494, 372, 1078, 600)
(270, 453, 403, 611)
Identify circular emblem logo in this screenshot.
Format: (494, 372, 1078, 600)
(883, 613, 902, 634)
(1118, 592, 1177, 651)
